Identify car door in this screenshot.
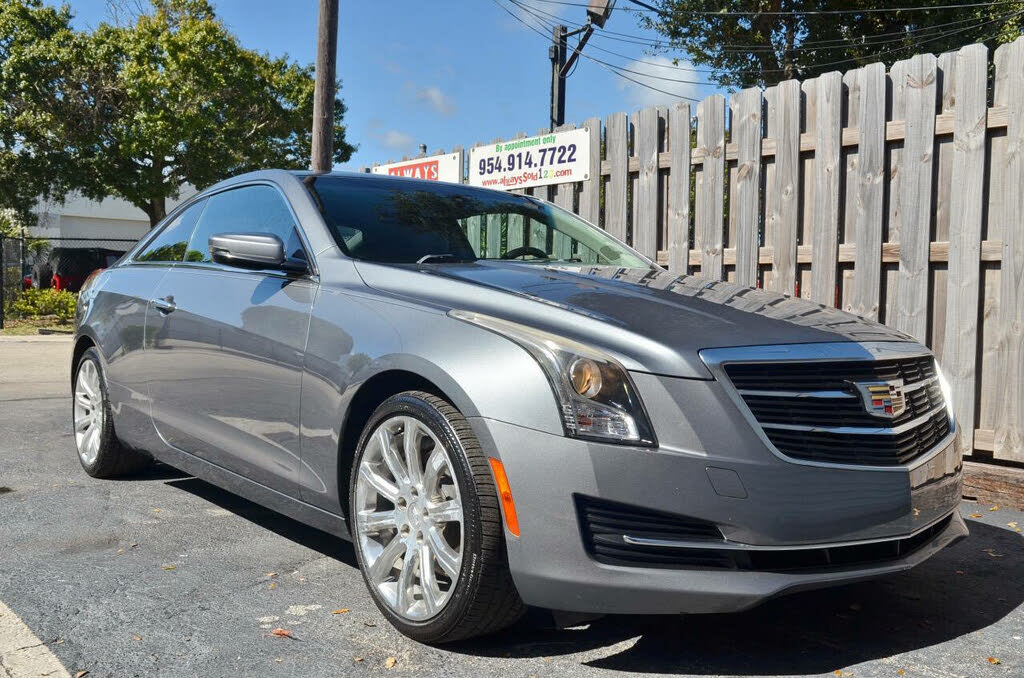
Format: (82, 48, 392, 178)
(92, 199, 207, 453)
(145, 183, 316, 496)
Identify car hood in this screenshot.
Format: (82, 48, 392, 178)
(353, 261, 914, 379)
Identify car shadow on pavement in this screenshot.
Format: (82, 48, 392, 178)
(163, 476, 358, 568)
(455, 521, 1023, 674)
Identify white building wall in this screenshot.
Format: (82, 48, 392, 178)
(31, 187, 198, 243)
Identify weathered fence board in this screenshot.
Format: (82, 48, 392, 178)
(996, 40, 1024, 462)
(893, 53, 937, 342)
(605, 112, 629, 243)
(851, 63, 886, 321)
(635, 107, 660, 259)
(732, 88, 762, 287)
(810, 71, 842, 307)
(696, 95, 725, 279)
(943, 43, 987, 456)
(769, 80, 800, 295)
(666, 102, 691, 275)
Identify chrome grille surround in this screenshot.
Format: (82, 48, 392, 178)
(701, 342, 957, 471)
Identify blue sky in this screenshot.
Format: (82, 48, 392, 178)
(64, 0, 722, 170)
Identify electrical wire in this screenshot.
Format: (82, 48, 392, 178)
(508, 0, 1023, 78)
(532, 0, 1024, 17)
(516, 0, 1012, 52)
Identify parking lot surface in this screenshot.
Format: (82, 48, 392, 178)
(1, 337, 1022, 677)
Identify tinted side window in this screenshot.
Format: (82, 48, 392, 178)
(185, 185, 305, 264)
(135, 200, 206, 263)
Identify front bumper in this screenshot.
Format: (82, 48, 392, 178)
(469, 373, 966, 615)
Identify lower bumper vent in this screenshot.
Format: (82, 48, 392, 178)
(576, 494, 953, 572)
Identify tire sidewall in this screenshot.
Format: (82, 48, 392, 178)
(349, 392, 488, 640)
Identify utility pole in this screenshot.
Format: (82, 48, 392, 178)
(549, 24, 567, 131)
(311, 0, 339, 173)
(548, 1, 614, 131)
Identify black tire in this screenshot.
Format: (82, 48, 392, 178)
(349, 390, 524, 643)
(73, 347, 150, 478)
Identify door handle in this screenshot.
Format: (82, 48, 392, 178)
(153, 296, 176, 314)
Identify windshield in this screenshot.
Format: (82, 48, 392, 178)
(305, 176, 652, 268)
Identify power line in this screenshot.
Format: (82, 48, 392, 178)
(532, 0, 1023, 16)
(510, 0, 1022, 78)
(495, 0, 706, 99)
(520, 0, 1011, 53)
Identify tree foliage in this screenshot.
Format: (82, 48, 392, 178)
(1, 0, 355, 226)
(643, 0, 1024, 89)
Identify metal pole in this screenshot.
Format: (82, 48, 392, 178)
(549, 24, 567, 131)
(311, 0, 339, 172)
(0, 237, 6, 330)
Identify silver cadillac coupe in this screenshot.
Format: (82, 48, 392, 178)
(72, 170, 967, 643)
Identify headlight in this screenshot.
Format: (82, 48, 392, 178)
(449, 310, 655, 445)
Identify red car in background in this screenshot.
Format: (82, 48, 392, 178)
(30, 248, 125, 292)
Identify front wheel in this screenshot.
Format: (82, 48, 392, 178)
(349, 391, 524, 643)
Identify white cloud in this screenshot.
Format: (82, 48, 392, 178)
(415, 85, 457, 116)
(374, 129, 416, 152)
(615, 55, 702, 109)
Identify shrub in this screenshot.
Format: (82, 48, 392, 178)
(9, 288, 77, 323)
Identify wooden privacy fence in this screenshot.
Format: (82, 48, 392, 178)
(370, 37, 1024, 465)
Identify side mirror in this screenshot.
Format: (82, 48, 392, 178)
(208, 233, 307, 273)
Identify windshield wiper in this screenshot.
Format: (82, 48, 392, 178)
(417, 253, 463, 264)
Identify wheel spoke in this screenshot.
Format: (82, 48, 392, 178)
(403, 419, 424, 485)
(394, 548, 416, 612)
(75, 392, 91, 409)
(427, 499, 462, 525)
(427, 526, 460, 579)
(376, 427, 408, 485)
(419, 543, 439, 615)
(359, 464, 400, 502)
(84, 426, 100, 456)
(368, 533, 406, 583)
(423, 446, 446, 494)
(75, 415, 93, 432)
(358, 509, 397, 534)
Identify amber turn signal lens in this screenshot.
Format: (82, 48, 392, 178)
(569, 358, 602, 398)
(488, 457, 520, 537)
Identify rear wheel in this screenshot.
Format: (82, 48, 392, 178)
(349, 391, 524, 643)
(73, 347, 150, 478)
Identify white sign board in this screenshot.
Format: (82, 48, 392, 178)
(371, 152, 462, 183)
(468, 127, 591, 191)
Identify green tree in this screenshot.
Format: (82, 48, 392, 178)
(642, 0, 1024, 89)
(1, 0, 356, 227)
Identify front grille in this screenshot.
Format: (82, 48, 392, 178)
(575, 494, 954, 571)
(723, 355, 951, 466)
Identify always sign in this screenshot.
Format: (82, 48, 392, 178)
(371, 152, 462, 183)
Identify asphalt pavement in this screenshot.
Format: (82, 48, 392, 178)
(1, 336, 1022, 677)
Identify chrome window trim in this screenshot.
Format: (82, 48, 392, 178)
(700, 341, 957, 473)
(622, 507, 957, 551)
(124, 179, 320, 278)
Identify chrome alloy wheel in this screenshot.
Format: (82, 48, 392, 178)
(73, 359, 103, 466)
(355, 415, 464, 621)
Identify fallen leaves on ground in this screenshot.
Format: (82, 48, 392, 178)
(989, 505, 999, 511)
(132, 634, 142, 642)
(983, 548, 1004, 558)
(265, 572, 277, 578)
(364, 621, 376, 627)
(161, 564, 176, 571)
(385, 657, 397, 668)
(332, 608, 350, 614)
(152, 508, 162, 513)
(75, 671, 89, 678)
(268, 582, 277, 589)
(987, 656, 1001, 664)
(969, 513, 983, 518)
(354, 657, 364, 662)
(270, 628, 294, 639)
(897, 670, 905, 676)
